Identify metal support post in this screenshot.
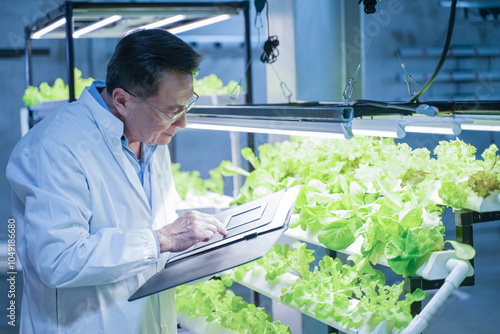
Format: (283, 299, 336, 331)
(65, 1, 76, 102)
(405, 276, 423, 317)
(454, 211, 475, 286)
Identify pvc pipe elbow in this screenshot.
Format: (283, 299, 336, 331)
(445, 258, 470, 288)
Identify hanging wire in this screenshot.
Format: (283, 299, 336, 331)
(408, 0, 458, 103)
(404, 71, 421, 97)
(258, 0, 279, 64)
(254, 9, 264, 29)
(378, 5, 421, 97)
(258, 0, 280, 65)
(342, 27, 375, 104)
(254, 0, 291, 101)
(270, 63, 292, 102)
(232, 0, 292, 102)
(230, 14, 265, 100)
(342, 64, 360, 104)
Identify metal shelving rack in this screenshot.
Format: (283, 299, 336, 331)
(23, 0, 256, 152)
(24, 1, 254, 103)
(398, 208, 500, 317)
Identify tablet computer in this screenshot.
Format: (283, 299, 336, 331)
(128, 186, 300, 301)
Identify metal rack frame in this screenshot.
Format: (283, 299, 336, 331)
(188, 100, 500, 118)
(402, 209, 500, 317)
(24, 1, 253, 104)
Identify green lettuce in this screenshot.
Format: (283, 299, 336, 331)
(176, 279, 291, 333)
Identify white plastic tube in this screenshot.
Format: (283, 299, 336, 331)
(402, 259, 470, 334)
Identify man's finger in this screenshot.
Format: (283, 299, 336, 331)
(201, 229, 215, 242)
(210, 218, 227, 236)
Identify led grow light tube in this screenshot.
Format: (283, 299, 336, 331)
(186, 117, 350, 139)
(351, 118, 406, 138)
(138, 15, 186, 30)
(188, 116, 406, 139)
(168, 14, 231, 34)
(461, 124, 500, 132)
(404, 124, 461, 135)
(32, 18, 66, 39)
(397, 115, 470, 135)
(460, 115, 500, 132)
(73, 15, 122, 38)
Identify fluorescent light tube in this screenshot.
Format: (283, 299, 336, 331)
(168, 14, 231, 34)
(186, 123, 347, 139)
(73, 15, 122, 38)
(461, 124, 500, 132)
(351, 118, 406, 138)
(186, 117, 350, 139)
(398, 115, 467, 136)
(404, 123, 462, 135)
(138, 15, 186, 30)
(32, 18, 66, 39)
(351, 129, 403, 137)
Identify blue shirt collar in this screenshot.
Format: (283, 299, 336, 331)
(88, 80, 157, 154)
(88, 80, 109, 111)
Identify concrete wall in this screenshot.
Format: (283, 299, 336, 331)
(361, 0, 500, 101)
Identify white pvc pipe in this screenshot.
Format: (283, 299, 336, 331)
(402, 259, 470, 334)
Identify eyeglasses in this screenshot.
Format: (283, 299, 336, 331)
(123, 88, 199, 124)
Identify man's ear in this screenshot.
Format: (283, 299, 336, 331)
(112, 88, 131, 117)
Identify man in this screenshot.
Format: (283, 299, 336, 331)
(7, 29, 227, 333)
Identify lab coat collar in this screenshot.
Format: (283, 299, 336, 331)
(78, 88, 151, 211)
(79, 87, 124, 138)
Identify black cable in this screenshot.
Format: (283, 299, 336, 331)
(352, 99, 439, 116)
(407, 0, 457, 103)
(358, 0, 377, 14)
(256, 0, 280, 64)
(260, 36, 279, 63)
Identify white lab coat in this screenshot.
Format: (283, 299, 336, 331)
(7, 88, 179, 334)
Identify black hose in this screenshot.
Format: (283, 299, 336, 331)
(407, 0, 457, 103)
(353, 99, 419, 113)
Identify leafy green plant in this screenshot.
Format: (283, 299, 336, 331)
(434, 139, 500, 209)
(279, 254, 427, 331)
(227, 242, 427, 331)
(176, 279, 291, 334)
(445, 240, 476, 260)
(219, 136, 487, 276)
(172, 163, 226, 200)
(229, 242, 315, 282)
(193, 74, 240, 96)
(22, 68, 94, 107)
(171, 160, 253, 200)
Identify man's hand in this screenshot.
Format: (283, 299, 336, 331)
(154, 211, 227, 253)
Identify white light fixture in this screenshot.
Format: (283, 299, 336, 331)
(400, 116, 467, 135)
(357, 114, 469, 136)
(460, 115, 500, 132)
(351, 118, 406, 138)
(403, 124, 461, 135)
(73, 15, 122, 38)
(168, 14, 231, 34)
(185, 110, 492, 140)
(138, 15, 186, 30)
(186, 117, 349, 139)
(32, 18, 66, 39)
(461, 124, 500, 132)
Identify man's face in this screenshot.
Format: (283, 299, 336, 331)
(123, 72, 194, 146)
